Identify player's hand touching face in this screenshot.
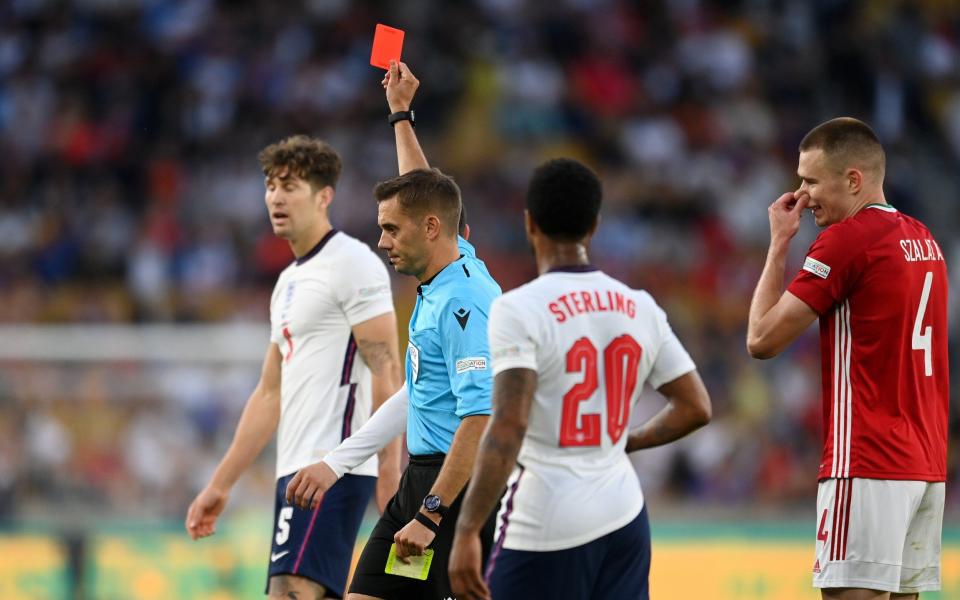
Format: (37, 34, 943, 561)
(284, 461, 337, 510)
(382, 60, 419, 113)
(767, 191, 809, 245)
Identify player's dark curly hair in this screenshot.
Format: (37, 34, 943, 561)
(258, 135, 342, 190)
(526, 158, 602, 241)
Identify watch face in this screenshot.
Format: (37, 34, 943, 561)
(424, 495, 441, 511)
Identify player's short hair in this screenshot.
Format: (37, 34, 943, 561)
(799, 117, 885, 178)
(526, 158, 602, 242)
(373, 168, 461, 236)
(458, 203, 467, 237)
(258, 135, 342, 190)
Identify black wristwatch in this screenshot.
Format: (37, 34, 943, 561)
(388, 110, 415, 127)
(422, 494, 448, 517)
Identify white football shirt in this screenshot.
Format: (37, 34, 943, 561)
(269, 230, 394, 479)
(488, 267, 695, 551)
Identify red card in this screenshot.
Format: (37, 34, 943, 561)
(370, 24, 404, 70)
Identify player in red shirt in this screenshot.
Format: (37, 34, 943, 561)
(747, 117, 948, 599)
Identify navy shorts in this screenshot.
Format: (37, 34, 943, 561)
(487, 506, 651, 600)
(265, 472, 376, 598)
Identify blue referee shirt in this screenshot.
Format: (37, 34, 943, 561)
(405, 241, 501, 455)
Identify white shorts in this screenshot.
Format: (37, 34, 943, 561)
(813, 478, 944, 593)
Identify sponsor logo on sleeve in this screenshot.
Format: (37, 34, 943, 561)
(493, 346, 522, 361)
(357, 284, 390, 298)
(455, 357, 488, 374)
(803, 256, 831, 279)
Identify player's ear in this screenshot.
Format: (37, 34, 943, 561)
(424, 214, 442, 241)
(846, 168, 863, 195)
(315, 185, 334, 211)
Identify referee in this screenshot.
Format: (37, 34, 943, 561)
(287, 61, 501, 599)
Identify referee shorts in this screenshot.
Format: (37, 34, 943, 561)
(349, 453, 497, 600)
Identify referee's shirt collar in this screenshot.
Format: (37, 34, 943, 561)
(417, 254, 465, 296)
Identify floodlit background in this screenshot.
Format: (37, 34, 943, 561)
(1, 0, 958, 598)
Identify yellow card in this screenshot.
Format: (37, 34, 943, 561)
(384, 543, 433, 580)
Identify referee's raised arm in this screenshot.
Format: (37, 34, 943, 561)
(383, 60, 428, 174)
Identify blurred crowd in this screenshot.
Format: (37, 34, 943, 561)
(2, 0, 960, 521)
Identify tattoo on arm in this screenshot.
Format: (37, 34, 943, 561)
(457, 368, 537, 532)
(356, 339, 399, 375)
(267, 577, 296, 599)
(638, 415, 683, 448)
(654, 420, 681, 443)
(267, 574, 324, 600)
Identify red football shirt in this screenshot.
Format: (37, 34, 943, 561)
(787, 204, 949, 481)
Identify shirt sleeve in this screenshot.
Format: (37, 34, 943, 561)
(269, 276, 285, 346)
(488, 295, 538, 375)
(643, 293, 697, 390)
(786, 225, 861, 315)
(438, 296, 494, 419)
(335, 247, 395, 326)
(323, 386, 408, 478)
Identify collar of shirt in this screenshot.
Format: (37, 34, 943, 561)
(295, 229, 339, 265)
(547, 264, 599, 274)
(457, 236, 476, 257)
(417, 254, 467, 297)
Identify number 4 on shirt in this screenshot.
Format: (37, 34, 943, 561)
(560, 335, 642, 447)
(911, 271, 934, 377)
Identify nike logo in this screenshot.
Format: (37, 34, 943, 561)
(454, 308, 470, 330)
(271, 550, 290, 562)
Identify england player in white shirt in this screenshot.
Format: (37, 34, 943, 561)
(185, 136, 403, 600)
(449, 159, 712, 600)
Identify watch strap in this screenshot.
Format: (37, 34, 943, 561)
(388, 110, 415, 127)
(414, 511, 441, 534)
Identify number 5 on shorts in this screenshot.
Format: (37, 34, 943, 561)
(275, 506, 294, 545)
